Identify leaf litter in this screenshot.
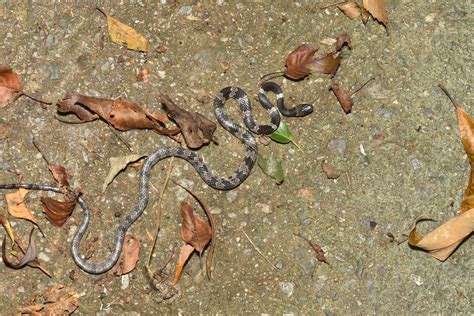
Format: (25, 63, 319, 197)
(407, 85, 474, 261)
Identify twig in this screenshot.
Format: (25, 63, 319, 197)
(145, 156, 175, 279)
(319, 0, 347, 9)
(351, 77, 375, 96)
(240, 228, 279, 270)
(32, 138, 50, 166)
(107, 125, 132, 152)
(438, 83, 458, 107)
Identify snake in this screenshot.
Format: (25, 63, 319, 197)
(0, 82, 313, 274)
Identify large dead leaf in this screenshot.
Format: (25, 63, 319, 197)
(57, 92, 179, 136)
(18, 284, 78, 315)
(41, 196, 77, 227)
(160, 94, 217, 149)
(180, 202, 212, 254)
(0, 66, 22, 108)
(363, 0, 388, 27)
(408, 85, 474, 260)
(97, 8, 148, 52)
(284, 44, 319, 80)
(306, 52, 341, 77)
(5, 188, 39, 226)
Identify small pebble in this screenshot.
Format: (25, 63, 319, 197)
(256, 202, 272, 214)
(178, 6, 192, 16)
(49, 64, 61, 80)
(226, 190, 237, 203)
(121, 274, 130, 289)
(38, 252, 50, 262)
(45, 34, 54, 49)
(279, 281, 294, 297)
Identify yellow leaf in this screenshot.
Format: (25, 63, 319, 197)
(98, 8, 148, 52)
(0, 214, 15, 244)
(5, 188, 39, 225)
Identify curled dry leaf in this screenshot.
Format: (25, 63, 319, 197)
(363, 0, 388, 28)
(180, 202, 212, 254)
(41, 196, 77, 227)
(0, 66, 22, 108)
(49, 163, 70, 192)
(18, 284, 78, 315)
(97, 7, 148, 52)
(173, 182, 217, 279)
(160, 94, 217, 149)
(408, 85, 474, 261)
(295, 233, 329, 264)
(5, 188, 39, 226)
(2, 228, 37, 269)
(335, 32, 352, 51)
(0, 214, 15, 243)
(117, 235, 140, 275)
(57, 92, 179, 136)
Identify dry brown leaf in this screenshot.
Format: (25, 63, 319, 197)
(41, 196, 76, 227)
(180, 202, 212, 254)
(172, 243, 194, 285)
(363, 0, 388, 27)
(338, 1, 362, 19)
(284, 44, 319, 80)
(161, 95, 217, 148)
(329, 83, 353, 113)
(57, 92, 179, 136)
(174, 181, 217, 279)
(408, 210, 474, 261)
(18, 284, 78, 315)
(117, 235, 140, 275)
(49, 164, 69, 190)
(136, 66, 150, 82)
(97, 8, 148, 52)
(306, 52, 341, 77)
(5, 188, 39, 225)
(407, 85, 474, 261)
(0, 66, 22, 108)
(295, 233, 329, 264)
(335, 32, 352, 51)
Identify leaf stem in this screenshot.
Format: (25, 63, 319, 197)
(438, 83, 458, 108)
(291, 139, 304, 153)
(351, 77, 374, 96)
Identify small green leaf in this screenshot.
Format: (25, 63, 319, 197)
(102, 154, 145, 193)
(270, 121, 303, 152)
(257, 154, 284, 184)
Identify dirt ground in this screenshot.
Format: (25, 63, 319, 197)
(0, 1, 472, 314)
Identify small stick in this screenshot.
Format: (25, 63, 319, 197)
(351, 77, 375, 96)
(107, 125, 132, 152)
(146, 156, 175, 279)
(319, 0, 347, 9)
(240, 228, 279, 270)
(438, 83, 458, 107)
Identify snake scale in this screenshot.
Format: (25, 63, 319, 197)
(0, 82, 313, 274)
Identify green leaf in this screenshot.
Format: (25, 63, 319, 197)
(102, 154, 145, 193)
(257, 154, 284, 184)
(270, 121, 303, 152)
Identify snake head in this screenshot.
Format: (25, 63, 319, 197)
(295, 104, 314, 117)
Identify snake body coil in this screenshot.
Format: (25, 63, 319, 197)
(0, 83, 312, 274)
